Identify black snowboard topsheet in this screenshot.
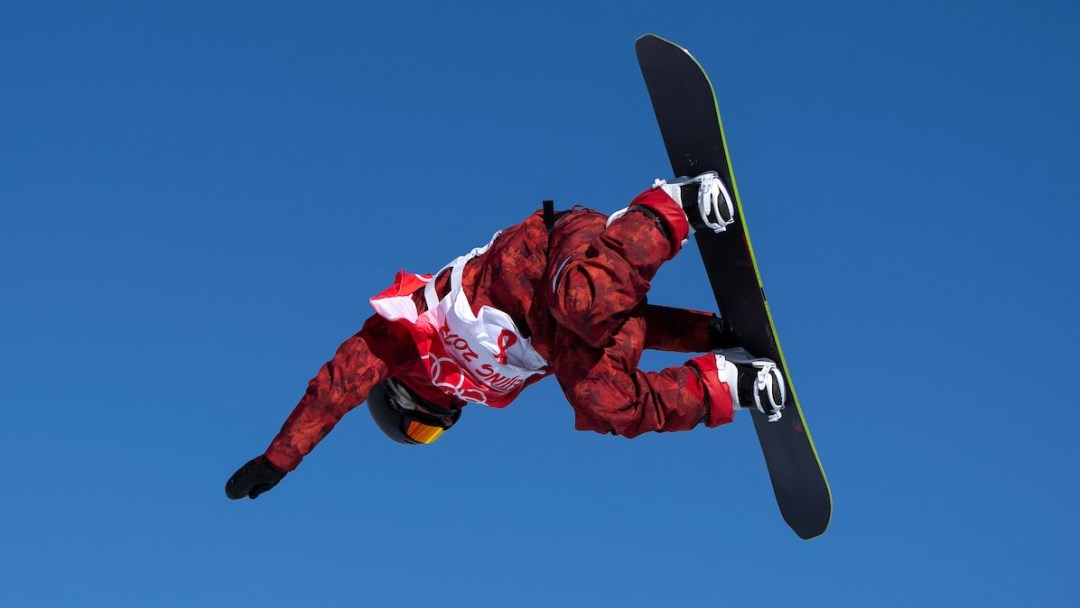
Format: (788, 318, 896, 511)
(636, 34, 831, 539)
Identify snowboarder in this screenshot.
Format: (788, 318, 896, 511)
(226, 173, 787, 500)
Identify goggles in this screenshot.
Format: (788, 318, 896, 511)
(403, 419, 446, 445)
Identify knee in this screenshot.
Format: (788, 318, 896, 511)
(548, 258, 636, 348)
(563, 375, 651, 438)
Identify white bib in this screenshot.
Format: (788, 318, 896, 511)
(370, 233, 549, 407)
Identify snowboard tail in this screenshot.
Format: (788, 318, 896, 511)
(636, 34, 831, 539)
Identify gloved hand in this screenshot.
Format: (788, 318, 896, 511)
(708, 315, 742, 349)
(226, 456, 286, 500)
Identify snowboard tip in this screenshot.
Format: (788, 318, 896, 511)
(635, 34, 693, 61)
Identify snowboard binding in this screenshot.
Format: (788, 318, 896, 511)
(654, 171, 735, 234)
(715, 348, 786, 422)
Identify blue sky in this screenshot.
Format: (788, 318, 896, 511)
(2, 1, 1078, 606)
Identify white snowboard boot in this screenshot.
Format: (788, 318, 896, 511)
(713, 347, 786, 422)
(654, 171, 735, 234)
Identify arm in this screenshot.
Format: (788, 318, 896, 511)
(643, 304, 717, 353)
(227, 314, 402, 500)
(262, 315, 394, 472)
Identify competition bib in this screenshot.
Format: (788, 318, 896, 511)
(369, 233, 549, 407)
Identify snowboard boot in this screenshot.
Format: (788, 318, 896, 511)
(713, 347, 786, 422)
(691, 347, 786, 423)
(654, 171, 735, 234)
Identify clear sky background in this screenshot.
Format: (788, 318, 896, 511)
(2, 1, 1078, 606)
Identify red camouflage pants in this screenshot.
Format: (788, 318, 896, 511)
(542, 187, 733, 438)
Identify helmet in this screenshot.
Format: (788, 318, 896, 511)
(367, 377, 461, 445)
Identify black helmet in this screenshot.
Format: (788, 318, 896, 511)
(367, 377, 461, 445)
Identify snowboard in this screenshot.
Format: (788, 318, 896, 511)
(636, 34, 831, 539)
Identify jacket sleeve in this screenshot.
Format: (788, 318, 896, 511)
(643, 304, 716, 354)
(263, 315, 395, 472)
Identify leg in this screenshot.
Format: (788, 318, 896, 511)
(551, 307, 734, 438)
(546, 188, 692, 349)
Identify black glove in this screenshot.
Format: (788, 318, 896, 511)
(708, 315, 742, 349)
(226, 456, 286, 500)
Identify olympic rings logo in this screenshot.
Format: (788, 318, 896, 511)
(422, 352, 490, 404)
